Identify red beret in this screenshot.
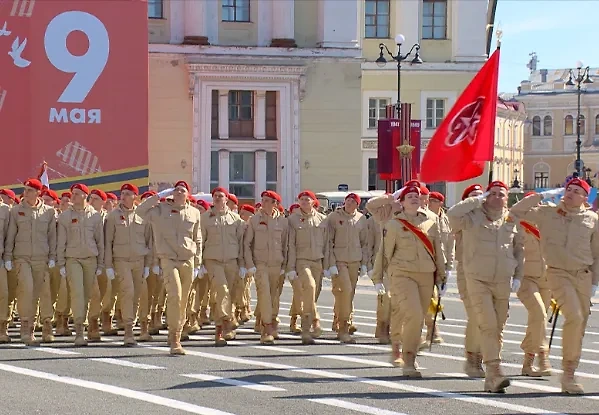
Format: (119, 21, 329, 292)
(174, 180, 190, 192)
(419, 185, 430, 195)
(227, 193, 239, 206)
(23, 178, 43, 191)
(255, 202, 262, 208)
(298, 190, 317, 200)
(188, 195, 197, 203)
(289, 203, 300, 212)
(0, 189, 17, 201)
(345, 193, 361, 205)
(70, 183, 90, 195)
(277, 205, 285, 213)
(211, 187, 229, 197)
(197, 200, 210, 210)
(429, 191, 445, 203)
(486, 181, 508, 192)
(240, 204, 255, 214)
(261, 190, 282, 203)
(405, 180, 421, 188)
(61, 192, 72, 199)
(120, 184, 138, 196)
(400, 186, 420, 201)
(566, 178, 591, 194)
(141, 191, 156, 200)
(90, 189, 107, 201)
(524, 191, 536, 198)
(462, 184, 483, 200)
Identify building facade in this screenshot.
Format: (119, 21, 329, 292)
(517, 68, 599, 189)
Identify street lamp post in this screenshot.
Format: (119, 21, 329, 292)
(566, 61, 594, 177)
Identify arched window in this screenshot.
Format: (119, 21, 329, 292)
(543, 116, 552, 136)
(580, 115, 586, 135)
(533, 162, 550, 189)
(595, 114, 599, 135)
(565, 115, 574, 135)
(532, 116, 541, 136)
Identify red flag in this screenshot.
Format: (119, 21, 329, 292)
(377, 119, 402, 180)
(420, 48, 500, 183)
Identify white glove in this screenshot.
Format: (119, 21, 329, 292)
(476, 191, 491, 200)
(374, 282, 386, 295)
(286, 270, 297, 282)
(152, 265, 161, 275)
(193, 267, 201, 280)
(105, 268, 115, 280)
(247, 267, 257, 276)
(96, 268, 102, 276)
(437, 283, 447, 297)
(48, 260, 55, 269)
(511, 278, 521, 293)
(591, 284, 597, 297)
(239, 267, 247, 279)
(329, 265, 339, 276)
(540, 188, 565, 199)
(392, 187, 405, 200)
(59, 267, 66, 278)
(4, 260, 12, 271)
(157, 187, 175, 198)
(360, 265, 368, 278)
(143, 267, 150, 279)
(323, 269, 331, 279)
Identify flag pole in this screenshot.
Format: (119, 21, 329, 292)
(488, 28, 502, 186)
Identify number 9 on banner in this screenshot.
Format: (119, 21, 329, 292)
(44, 11, 110, 104)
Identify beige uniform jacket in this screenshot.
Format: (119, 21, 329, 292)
(286, 208, 329, 271)
(201, 207, 245, 266)
(0, 203, 11, 263)
(327, 208, 369, 266)
(447, 197, 524, 283)
(438, 210, 456, 269)
(518, 220, 546, 278)
(243, 208, 288, 269)
(138, 196, 202, 267)
(367, 216, 381, 270)
(372, 208, 446, 285)
(56, 205, 104, 267)
(510, 194, 599, 285)
(104, 204, 151, 269)
(365, 195, 395, 224)
(5, 199, 57, 263)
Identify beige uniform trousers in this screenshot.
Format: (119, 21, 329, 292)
(466, 278, 510, 363)
(114, 259, 145, 325)
(89, 272, 114, 319)
(160, 258, 194, 331)
(546, 267, 592, 366)
(332, 261, 360, 324)
(192, 276, 210, 314)
(296, 259, 322, 320)
(517, 275, 551, 354)
(254, 264, 284, 324)
(457, 263, 481, 354)
(289, 278, 302, 317)
(55, 275, 71, 315)
(390, 271, 434, 353)
(376, 274, 391, 325)
(205, 259, 238, 325)
(48, 267, 61, 311)
(243, 276, 252, 310)
(148, 271, 164, 313)
(66, 257, 98, 325)
(14, 259, 53, 323)
(0, 267, 13, 322)
(6, 269, 18, 319)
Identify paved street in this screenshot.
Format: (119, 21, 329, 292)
(1, 276, 599, 415)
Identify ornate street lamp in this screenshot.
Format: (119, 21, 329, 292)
(566, 61, 594, 176)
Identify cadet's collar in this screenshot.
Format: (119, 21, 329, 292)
(70, 203, 88, 213)
(300, 208, 314, 218)
(119, 203, 135, 213)
(416, 207, 429, 216)
(557, 200, 586, 216)
(211, 206, 229, 217)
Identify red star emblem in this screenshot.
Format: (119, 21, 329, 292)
(445, 97, 485, 147)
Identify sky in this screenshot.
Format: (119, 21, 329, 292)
(492, 0, 599, 93)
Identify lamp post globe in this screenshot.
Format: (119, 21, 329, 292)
(394, 33, 405, 45)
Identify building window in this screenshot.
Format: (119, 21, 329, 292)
(580, 115, 586, 135)
(368, 98, 390, 129)
(543, 116, 552, 136)
(211, 90, 219, 139)
(148, 0, 163, 18)
(222, 0, 250, 22)
(265, 91, 277, 139)
(422, 0, 447, 39)
(534, 172, 549, 189)
(531, 116, 541, 136)
(367, 159, 386, 190)
(595, 114, 599, 135)
(229, 90, 253, 138)
(427, 182, 446, 195)
(364, 0, 390, 39)
(565, 115, 574, 135)
(266, 152, 278, 191)
(426, 98, 445, 129)
(229, 152, 255, 198)
(210, 151, 219, 190)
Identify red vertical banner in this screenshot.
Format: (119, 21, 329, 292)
(378, 119, 401, 180)
(410, 120, 422, 179)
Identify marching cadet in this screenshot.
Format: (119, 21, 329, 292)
(227, 193, 239, 212)
(510, 178, 599, 394)
(201, 187, 245, 346)
(327, 193, 370, 343)
(512, 191, 552, 377)
(454, 184, 486, 378)
(56, 183, 105, 346)
(137, 182, 202, 355)
(447, 181, 524, 393)
(286, 190, 328, 344)
(40, 190, 63, 331)
(0, 189, 18, 207)
(105, 193, 118, 212)
(238, 204, 255, 324)
(59, 192, 72, 212)
(4, 179, 56, 345)
(286, 202, 303, 334)
(0, 196, 11, 342)
(243, 190, 288, 344)
(105, 184, 152, 346)
(372, 184, 446, 376)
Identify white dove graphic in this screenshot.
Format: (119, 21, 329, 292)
(8, 37, 31, 68)
(0, 22, 11, 37)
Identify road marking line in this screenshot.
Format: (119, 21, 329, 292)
(6, 344, 81, 355)
(309, 398, 409, 415)
(0, 362, 237, 415)
(138, 345, 566, 414)
(188, 334, 307, 354)
(181, 373, 285, 392)
(321, 354, 427, 370)
(91, 358, 166, 370)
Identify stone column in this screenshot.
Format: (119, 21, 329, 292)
(255, 150, 267, 200)
(317, 0, 359, 48)
(254, 91, 267, 140)
(218, 150, 230, 190)
(218, 90, 229, 140)
(271, 0, 296, 47)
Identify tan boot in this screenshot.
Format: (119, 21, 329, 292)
(300, 315, 315, 345)
(214, 325, 227, 347)
(464, 352, 485, 378)
(21, 319, 40, 346)
(0, 321, 10, 343)
(188, 313, 200, 334)
(239, 308, 251, 324)
(561, 360, 584, 394)
(123, 323, 137, 347)
(484, 359, 510, 393)
(253, 318, 262, 333)
(271, 319, 280, 340)
(115, 309, 124, 330)
(169, 329, 186, 355)
(87, 318, 102, 341)
(223, 319, 236, 341)
(158, 310, 167, 329)
(289, 315, 301, 334)
(311, 319, 322, 338)
(536, 351, 552, 376)
(260, 324, 275, 345)
(149, 312, 160, 335)
(521, 353, 542, 377)
(378, 322, 390, 345)
(348, 321, 357, 334)
(337, 322, 356, 344)
(102, 312, 118, 335)
(181, 321, 190, 341)
(54, 313, 66, 336)
(138, 320, 153, 342)
(402, 352, 421, 378)
(74, 323, 87, 347)
(41, 319, 55, 343)
(331, 315, 339, 332)
(390, 342, 404, 367)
